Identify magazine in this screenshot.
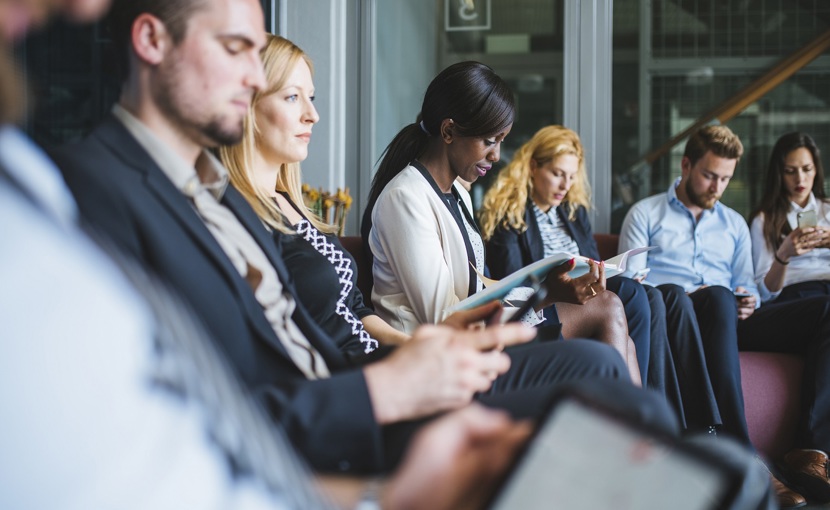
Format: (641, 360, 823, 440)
(447, 246, 655, 313)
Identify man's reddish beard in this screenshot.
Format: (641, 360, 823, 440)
(685, 178, 719, 209)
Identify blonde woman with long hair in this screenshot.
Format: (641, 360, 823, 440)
(479, 125, 721, 433)
(219, 34, 412, 355)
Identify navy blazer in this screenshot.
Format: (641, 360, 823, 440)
(486, 200, 599, 279)
(53, 115, 384, 473)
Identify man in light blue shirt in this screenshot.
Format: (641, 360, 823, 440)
(621, 169, 760, 304)
(621, 125, 830, 508)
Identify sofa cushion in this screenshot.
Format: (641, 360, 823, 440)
(739, 352, 803, 459)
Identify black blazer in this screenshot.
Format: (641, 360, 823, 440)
(486, 200, 595, 329)
(53, 115, 384, 473)
(486, 200, 599, 279)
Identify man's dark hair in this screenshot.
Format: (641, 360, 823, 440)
(109, 0, 207, 82)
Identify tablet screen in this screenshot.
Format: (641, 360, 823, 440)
(489, 398, 733, 510)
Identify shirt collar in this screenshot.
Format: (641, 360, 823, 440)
(790, 192, 817, 213)
(112, 104, 229, 201)
(532, 202, 558, 222)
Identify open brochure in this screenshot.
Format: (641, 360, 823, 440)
(447, 246, 655, 313)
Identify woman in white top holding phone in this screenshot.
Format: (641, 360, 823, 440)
(749, 132, 830, 304)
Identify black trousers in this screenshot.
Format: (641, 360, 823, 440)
(656, 284, 724, 434)
(658, 284, 830, 452)
(382, 339, 679, 470)
(609, 278, 698, 430)
(773, 279, 830, 304)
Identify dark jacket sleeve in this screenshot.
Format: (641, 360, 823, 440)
(569, 203, 600, 260)
(53, 137, 388, 475)
(257, 368, 384, 473)
(563, 204, 601, 260)
(485, 222, 529, 280)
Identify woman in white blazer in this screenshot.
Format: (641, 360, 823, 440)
(361, 61, 641, 384)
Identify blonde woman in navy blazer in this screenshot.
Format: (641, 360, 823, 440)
(479, 125, 720, 433)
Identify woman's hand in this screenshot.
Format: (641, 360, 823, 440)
(541, 258, 606, 305)
(776, 227, 822, 263)
(815, 227, 830, 249)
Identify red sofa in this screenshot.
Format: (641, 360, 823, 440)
(340, 234, 803, 459)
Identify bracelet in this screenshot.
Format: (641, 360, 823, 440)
(774, 253, 789, 265)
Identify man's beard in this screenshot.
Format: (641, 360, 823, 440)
(154, 60, 246, 148)
(155, 90, 245, 149)
(202, 117, 244, 147)
(685, 178, 719, 209)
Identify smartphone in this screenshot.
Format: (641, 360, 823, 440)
(733, 291, 752, 298)
(487, 393, 741, 510)
(632, 267, 651, 280)
(797, 209, 818, 229)
(507, 276, 547, 323)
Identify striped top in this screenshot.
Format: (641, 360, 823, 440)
(534, 203, 580, 257)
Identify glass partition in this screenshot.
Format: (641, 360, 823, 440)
(374, 0, 565, 208)
(611, 0, 830, 232)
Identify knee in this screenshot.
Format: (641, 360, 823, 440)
(597, 291, 627, 330)
(612, 277, 650, 313)
(657, 283, 685, 300)
(644, 285, 667, 315)
(696, 285, 735, 310)
(609, 277, 645, 302)
(658, 283, 693, 312)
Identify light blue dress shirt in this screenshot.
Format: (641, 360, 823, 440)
(619, 178, 760, 306)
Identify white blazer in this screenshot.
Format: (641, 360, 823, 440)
(368, 165, 475, 333)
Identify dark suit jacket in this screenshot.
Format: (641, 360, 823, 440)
(486, 200, 599, 279)
(53, 115, 384, 473)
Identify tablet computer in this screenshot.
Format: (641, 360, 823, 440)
(487, 393, 742, 510)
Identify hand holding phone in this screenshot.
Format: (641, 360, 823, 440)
(733, 287, 756, 320)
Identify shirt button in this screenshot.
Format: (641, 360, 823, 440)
(338, 460, 351, 471)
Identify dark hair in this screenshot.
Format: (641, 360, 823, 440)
(750, 132, 826, 251)
(683, 125, 744, 166)
(363, 61, 515, 231)
(109, 0, 207, 82)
